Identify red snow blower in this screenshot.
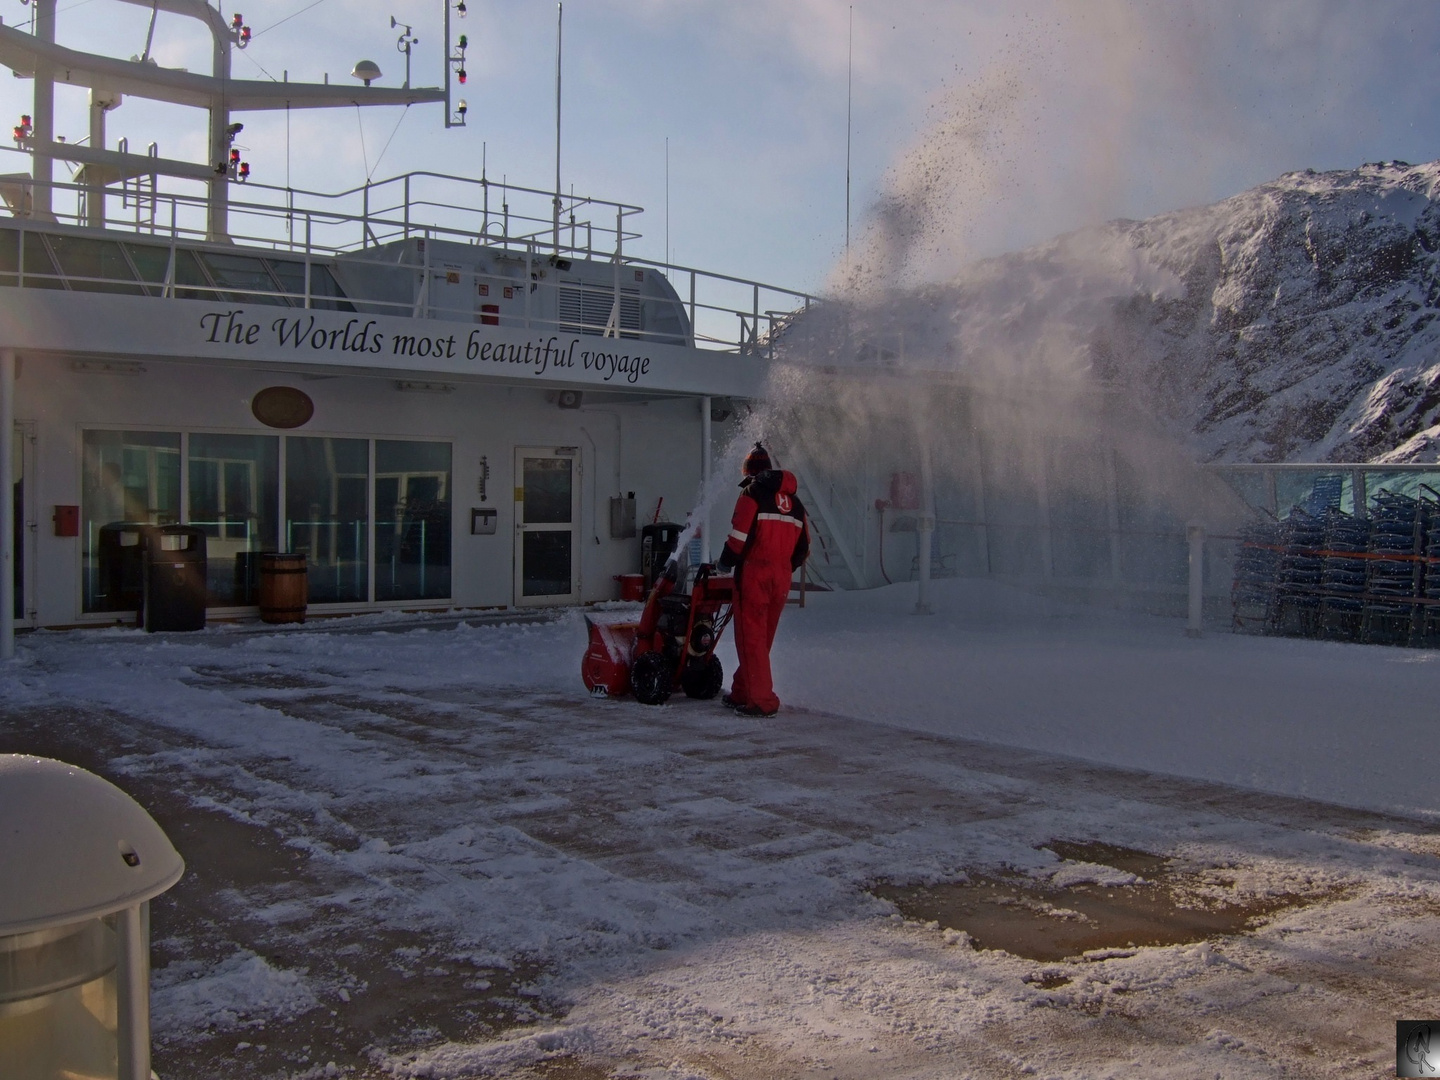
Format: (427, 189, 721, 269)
(582, 562, 735, 705)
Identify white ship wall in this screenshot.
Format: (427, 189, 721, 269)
(14, 354, 716, 627)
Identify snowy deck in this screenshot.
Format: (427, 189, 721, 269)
(3, 579, 1437, 1077)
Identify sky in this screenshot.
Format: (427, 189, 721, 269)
(3, 1, 1440, 294)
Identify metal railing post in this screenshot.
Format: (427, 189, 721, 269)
(303, 214, 313, 308)
(523, 244, 532, 328)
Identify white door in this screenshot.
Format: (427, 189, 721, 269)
(513, 446, 580, 606)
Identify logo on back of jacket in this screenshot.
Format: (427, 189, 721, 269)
(776, 493, 792, 513)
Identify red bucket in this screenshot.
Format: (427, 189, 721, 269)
(614, 573, 646, 601)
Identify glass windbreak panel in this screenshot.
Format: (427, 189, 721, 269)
(1363, 470, 1440, 508)
(523, 458, 573, 524)
(1114, 457, 1185, 589)
(1215, 470, 1272, 517)
(978, 446, 1044, 577)
(20, 233, 62, 290)
(375, 440, 451, 602)
(189, 434, 279, 606)
(1274, 470, 1352, 518)
(201, 252, 281, 303)
(285, 437, 368, 604)
(81, 430, 180, 612)
(522, 531, 572, 596)
(1047, 441, 1112, 581)
(267, 260, 355, 312)
(46, 235, 144, 295)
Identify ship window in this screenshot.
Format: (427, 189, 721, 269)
(374, 440, 451, 602)
(189, 433, 279, 606)
(267, 259, 354, 312)
(0, 228, 15, 287)
(81, 429, 182, 613)
(0, 229, 66, 290)
(47, 235, 145, 295)
(200, 251, 283, 304)
(558, 282, 640, 338)
(122, 242, 175, 297)
(285, 437, 370, 603)
(172, 248, 216, 301)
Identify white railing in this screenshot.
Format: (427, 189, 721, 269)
(0, 147, 818, 355)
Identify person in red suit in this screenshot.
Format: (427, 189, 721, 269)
(717, 442, 810, 717)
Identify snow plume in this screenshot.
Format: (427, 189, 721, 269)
(746, 3, 1440, 521)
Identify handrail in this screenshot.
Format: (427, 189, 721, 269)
(0, 152, 820, 355)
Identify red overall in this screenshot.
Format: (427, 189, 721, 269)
(717, 469, 809, 714)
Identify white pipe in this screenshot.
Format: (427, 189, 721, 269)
(915, 434, 934, 615)
(1187, 522, 1205, 638)
(1, 347, 13, 660)
(701, 396, 712, 562)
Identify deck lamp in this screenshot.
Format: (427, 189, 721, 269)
(0, 756, 184, 1080)
(456, 1, 467, 15)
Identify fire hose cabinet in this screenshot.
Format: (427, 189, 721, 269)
(0, 755, 184, 1080)
(142, 525, 207, 633)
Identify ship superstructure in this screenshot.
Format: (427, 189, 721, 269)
(0, 1, 812, 647)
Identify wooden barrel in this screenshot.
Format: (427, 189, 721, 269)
(258, 553, 308, 624)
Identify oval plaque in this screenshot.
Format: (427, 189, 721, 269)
(251, 386, 314, 429)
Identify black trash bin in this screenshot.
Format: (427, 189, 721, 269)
(96, 522, 152, 614)
(143, 525, 207, 632)
(641, 521, 682, 589)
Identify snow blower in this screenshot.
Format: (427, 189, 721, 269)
(581, 560, 735, 705)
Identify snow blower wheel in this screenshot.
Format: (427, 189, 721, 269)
(681, 656, 724, 700)
(631, 650, 674, 705)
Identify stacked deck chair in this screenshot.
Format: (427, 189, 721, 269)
(1362, 490, 1427, 645)
(1232, 518, 1282, 634)
(1318, 506, 1369, 641)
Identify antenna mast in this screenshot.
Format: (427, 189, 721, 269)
(553, 1, 563, 254)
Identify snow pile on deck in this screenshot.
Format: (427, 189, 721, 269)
(4, 589, 1438, 1076)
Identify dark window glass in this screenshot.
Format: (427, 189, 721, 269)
(46, 235, 144, 295)
(201, 252, 283, 304)
(522, 531, 572, 596)
(523, 458, 573, 524)
(375, 441, 451, 602)
(81, 430, 181, 612)
(20, 232, 63, 290)
(0, 228, 16, 287)
(268, 260, 354, 312)
(172, 249, 216, 302)
(285, 437, 368, 604)
(189, 434, 279, 605)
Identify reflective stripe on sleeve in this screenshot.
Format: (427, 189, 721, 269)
(729, 529, 749, 543)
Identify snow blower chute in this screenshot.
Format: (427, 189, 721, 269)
(582, 562, 735, 705)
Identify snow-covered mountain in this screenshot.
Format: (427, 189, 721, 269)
(803, 160, 1440, 464)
